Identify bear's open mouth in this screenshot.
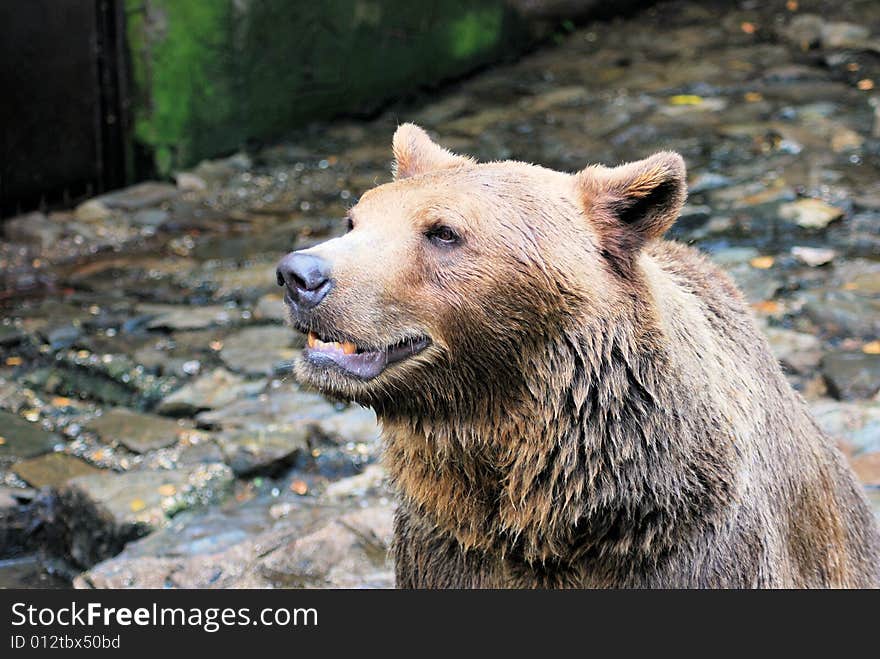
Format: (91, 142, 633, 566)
(303, 330, 430, 380)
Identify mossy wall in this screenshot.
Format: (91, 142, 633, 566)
(125, 0, 533, 173)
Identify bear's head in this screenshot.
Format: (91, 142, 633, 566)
(279, 124, 686, 416)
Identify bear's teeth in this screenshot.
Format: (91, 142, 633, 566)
(307, 332, 357, 355)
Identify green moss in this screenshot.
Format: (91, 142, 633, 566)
(448, 7, 504, 59)
(126, 0, 533, 174)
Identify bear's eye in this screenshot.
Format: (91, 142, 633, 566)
(425, 225, 460, 246)
(345, 216, 354, 233)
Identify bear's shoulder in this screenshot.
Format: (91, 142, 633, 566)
(643, 239, 746, 306)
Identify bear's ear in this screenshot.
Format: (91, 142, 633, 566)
(392, 123, 474, 179)
(574, 151, 687, 267)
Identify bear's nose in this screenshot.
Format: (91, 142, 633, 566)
(276, 252, 333, 308)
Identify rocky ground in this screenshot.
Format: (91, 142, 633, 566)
(1, 0, 879, 588)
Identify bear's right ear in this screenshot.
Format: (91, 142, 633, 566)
(392, 123, 474, 180)
(574, 152, 687, 270)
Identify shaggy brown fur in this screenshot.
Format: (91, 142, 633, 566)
(288, 123, 880, 588)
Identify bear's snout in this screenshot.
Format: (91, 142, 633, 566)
(276, 251, 333, 310)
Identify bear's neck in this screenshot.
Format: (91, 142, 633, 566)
(380, 301, 736, 568)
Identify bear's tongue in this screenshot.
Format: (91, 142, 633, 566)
(306, 331, 388, 380)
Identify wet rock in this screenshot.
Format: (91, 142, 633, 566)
(524, 86, 589, 113)
(830, 127, 863, 153)
(86, 408, 186, 453)
(0, 325, 26, 347)
(253, 293, 287, 322)
(195, 387, 338, 431)
(833, 261, 880, 296)
(12, 453, 103, 489)
(75, 495, 355, 588)
(314, 405, 381, 445)
(780, 15, 824, 49)
(47, 324, 81, 351)
(850, 452, 880, 487)
(3, 212, 62, 248)
(810, 399, 880, 454)
(323, 464, 386, 499)
(0, 487, 21, 508)
(791, 246, 836, 267)
(822, 351, 880, 400)
(23, 352, 177, 409)
(778, 199, 844, 229)
(706, 247, 760, 268)
(98, 497, 298, 562)
(688, 172, 732, 194)
(412, 94, 471, 126)
(45, 464, 234, 567)
(763, 327, 823, 374)
(96, 182, 178, 211)
(445, 108, 512, 136)
(217, 427, 309, 475)
(74, 199, 111, 223)
(131, 328, 225, 376)
(820, 21, 872, 50)
(0, 556, 69, 588)
(177, 439, 225, 465)
(138, 304, 233, 331)
(209, 261, 278, 301)
(157, 368, 265, 415)
(0, 411, 60, 459)
(187, 157, 247, 190)
(131, 209, 169, 227)
(868, 489, 880, 520)
(0, 377, 32, 414)
(219, 326, 299, 375)
(723, 264, 782, 304)
(803, 290, 880, 338)
(257, 506, 393, 588)
(673, 203, 712, 233)
(175, 172, 207, 192)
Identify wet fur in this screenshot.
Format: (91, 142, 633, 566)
(388, 241, 879, 587)
(293, 124, 880, 588)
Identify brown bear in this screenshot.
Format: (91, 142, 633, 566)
(277, 123, 880, 588)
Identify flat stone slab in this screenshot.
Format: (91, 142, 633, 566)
(779, 198, 844, 229)
(253, 293, 287, 321)
(96, 182, 178, 211)
(48, 464, 234, 568)
(76, 502, 393, 589)
(724, 264, 782, 304)
(210, 261, 278, 300)
(12, 453, 103, 489)
(138, 304, 234, 331)
(763, 327, 823, 373)
(0, 486, 26, 508)
(86, 408, 186, 453)
(822, 351, 880, 400)
(219, 325, 300, 375)
(810, 399, 880, 454)
(217, 427, 309, 475)
(0, 411, 60, 459)
(803, 290, 880, 339)
(314, 405, 382, 445)
(157, 368, 265, 415)
(195, 387, 337, 430)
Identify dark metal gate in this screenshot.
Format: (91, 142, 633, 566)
(0, 0, 130, 218)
